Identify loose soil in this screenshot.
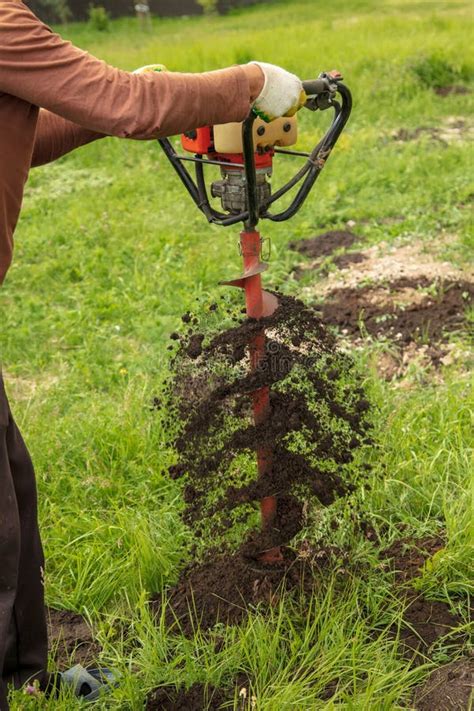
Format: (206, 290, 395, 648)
(381, 536, 445, 586)
(291, 235, 473, 377)
(289, 229, 358, 259)
(146, 683, 228, 711)
(47, 607, 100, 669)
(318, 276, 473, 345)
(304, 239, 470, 292)
(156, 293, 373, 633)
(414, 658, 474, 710)
(158, 549, 311, 634)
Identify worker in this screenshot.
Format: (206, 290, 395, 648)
(0, 1, 304, 707)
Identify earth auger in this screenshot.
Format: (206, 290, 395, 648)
(159, 71, 352, 563)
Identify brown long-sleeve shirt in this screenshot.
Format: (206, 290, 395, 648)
(0, 0, 251, 284)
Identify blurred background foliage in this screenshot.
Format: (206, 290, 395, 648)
(27, 0, 262, 24)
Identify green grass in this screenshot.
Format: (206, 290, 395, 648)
(1, 0, 473, 708)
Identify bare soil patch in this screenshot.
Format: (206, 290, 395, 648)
(300, 239, 470, 293)
(414, 658, 474, 710)
(289, 229, 357, 259)
(155, 547, 326, 635)
(382, 536, 445, 586)
(47, 607, 100, 669)
(146, 683, 228, 711)
(318, 276, 473, 345)
(291, 235, 473, 377)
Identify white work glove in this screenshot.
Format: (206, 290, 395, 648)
(250, 61, 306, 123)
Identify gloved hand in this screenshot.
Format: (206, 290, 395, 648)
(133, 63, 167, 74)
(250, 62, 306, 122)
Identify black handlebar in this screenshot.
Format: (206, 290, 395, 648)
(302, 78, 328, 95)
(158, 73, 352, 230)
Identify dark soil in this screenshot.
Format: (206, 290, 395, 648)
(414, 658, 474, 710)
(156, 548, 317, 635)
(435, 85, 471, 96)
(289, 230, 358, 258)
(382, 536, 445, 586)
(146, 683, 228, 711)
(156, 293, 373, 633)
(400, 596, 462, 657)
(318, 277, 473, 348)
(170, 293, 372, 540)
(380, 537, 463, 661)
(46, 607, 100, 669)
(332, 251, 367, 270)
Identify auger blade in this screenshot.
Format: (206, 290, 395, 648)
(221, 229, 282, 564)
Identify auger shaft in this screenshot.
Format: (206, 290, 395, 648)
(239, 229, 283, 563)
(239, 230, 276, 524)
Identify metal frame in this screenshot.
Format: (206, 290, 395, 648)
(158, 78, 352, 230)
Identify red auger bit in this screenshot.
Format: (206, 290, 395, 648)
(159, 70, 352, 563)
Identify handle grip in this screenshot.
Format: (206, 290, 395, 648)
(302, 79, 328, 95)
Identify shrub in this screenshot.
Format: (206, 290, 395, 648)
(410, 54, 472, 89)
(197, 0, 218, 15)
(88, 4, 110, 31)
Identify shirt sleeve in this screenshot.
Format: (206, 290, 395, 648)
(31, 110, 103, 167)
(0, 1, 251, 139)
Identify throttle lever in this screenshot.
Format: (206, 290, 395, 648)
(303, 70, 343, 111)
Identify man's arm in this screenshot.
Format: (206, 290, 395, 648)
(0, 1, 256, 140)
(32, 110, 103, 167)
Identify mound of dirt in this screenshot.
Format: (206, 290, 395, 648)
(146, 683, 227, 711)
(156, 293, 373, 633)
(47, 607, 100, 669)
(289, 229, 357, 258)
(156, 549, 307, 635)
(332, 251, 367, 270)
(318, 276, 473, 346)
(292, 231, 473, 375)
(414, 658, 474, 710)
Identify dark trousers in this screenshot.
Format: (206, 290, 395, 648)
(0, 375, 47, 710)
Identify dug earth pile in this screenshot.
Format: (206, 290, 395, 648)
(146, 683, 233, 711)
(153, 294, 373, 634)
(291, 231, 474, 377)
